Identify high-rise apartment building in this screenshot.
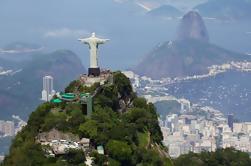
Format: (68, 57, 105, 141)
(41, 76, 55, 101)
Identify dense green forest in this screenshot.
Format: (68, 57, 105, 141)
(2, 72, 172, 166)
(174, 148, 251, 166)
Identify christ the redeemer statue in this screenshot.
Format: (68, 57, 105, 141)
(78, 32, 109, 77)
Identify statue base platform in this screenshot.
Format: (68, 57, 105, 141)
(80, 70, 113, 87)
(88, 68, 100, 77)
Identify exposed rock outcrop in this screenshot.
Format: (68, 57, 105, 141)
(177, 11, 209, 42)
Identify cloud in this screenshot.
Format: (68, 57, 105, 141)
(0, 47, 44, 54)
(113, 0, 208, 11)
(113, 0, 162, 11)
(135, 2, 154, 11)
(44, 28, 89, 38)
(113, 0, 127, 3)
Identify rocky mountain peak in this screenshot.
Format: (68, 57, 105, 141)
(177, 11, 209, 42)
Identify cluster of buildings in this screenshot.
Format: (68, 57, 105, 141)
(37, 129, 84, 156)
(36, 128, 104, 166)
(0, 116, 27, 138)
(122, 70, 251, 158)
(159, 106, 251, 158)
(0, 116, 26, 162)
(37, 129, 86, 157)
(0, 121, 15, 137)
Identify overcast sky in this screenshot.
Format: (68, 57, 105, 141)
(0, 0, 250, 70)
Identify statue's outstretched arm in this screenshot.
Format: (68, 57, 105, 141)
(78, 38, 90, 44)
(98, 39, 110, 44)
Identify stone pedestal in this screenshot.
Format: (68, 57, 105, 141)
(88, 68, 100, 77)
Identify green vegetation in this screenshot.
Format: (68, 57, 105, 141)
(65, 80, 100, 94)
(106, 140, 132, 164)
(62, 149, 86, 165)
(137, 132, 149, 148)
(2, 72, 171, 166)
(174, 148, 251, 166)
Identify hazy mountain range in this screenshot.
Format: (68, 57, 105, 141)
(0, 47, 85, 120)
(145, 0, 251, 21)
(147, 5, 183, 18)
(134, 11, 250, 78)
(195, 0, 251, 20)
(0, 0, 250, 70)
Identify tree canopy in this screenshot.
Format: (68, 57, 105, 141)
(174, 148, 251, 166)
(2, 72, 171, 166)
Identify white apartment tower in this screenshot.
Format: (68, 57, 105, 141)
(41, 75, 55, 101)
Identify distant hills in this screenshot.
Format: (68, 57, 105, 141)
(0, 49, 85, 119)
(194, 0, 251, 20)
(144, 0, 251, 21)
(134, 39, 248, 78)
(147, 5, 182, 18)
(134, 11, 250, 79)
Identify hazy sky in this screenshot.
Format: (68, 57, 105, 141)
(0, 0, 250, 69)
(0, 0, 178, 69)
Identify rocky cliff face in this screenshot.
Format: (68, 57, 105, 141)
(177, 11, 209, 42)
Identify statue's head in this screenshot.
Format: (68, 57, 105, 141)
(92, 32, 96, 37)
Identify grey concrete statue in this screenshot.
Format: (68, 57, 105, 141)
(78, 32, 109, 76)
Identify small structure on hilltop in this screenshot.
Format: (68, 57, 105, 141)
(80, 93, 93, 117)
(36, 129, 91, 156)
(51, 98, 63, 104)
(97, 145, 104, 155)
(80, 69, 113, 87)
(79, 138, 91, 154)
(51, 92, 93, 117)
(59, 93, 77, 101)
